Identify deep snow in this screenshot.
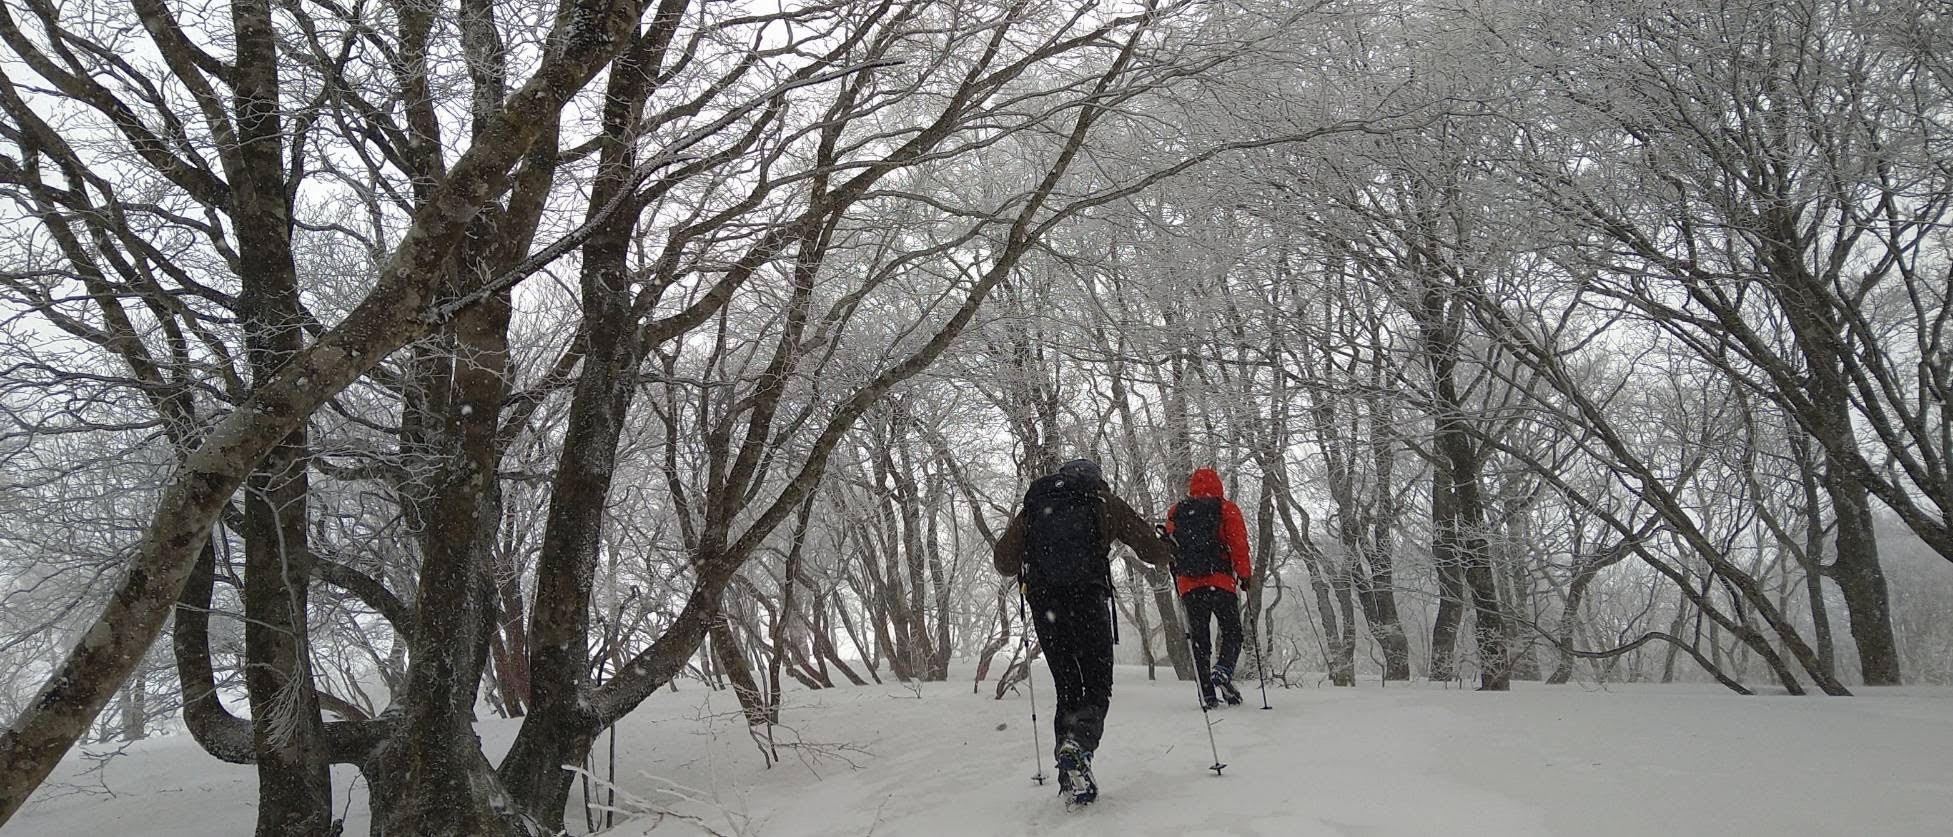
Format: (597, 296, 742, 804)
(13, 666, 1952, 835)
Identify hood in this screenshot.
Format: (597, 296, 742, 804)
(1188, 467, 1224, 498)
(1058, 458, 1103, 485)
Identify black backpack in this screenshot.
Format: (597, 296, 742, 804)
(1170, 497, 1229, 577)
(1020, 472, 1104, 587)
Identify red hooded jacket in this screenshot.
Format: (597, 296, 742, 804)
(1165, 468, 1252, 596)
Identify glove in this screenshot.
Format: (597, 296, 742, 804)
(1237, 577, 1252, 592)
(1154, 523, 1169, 539)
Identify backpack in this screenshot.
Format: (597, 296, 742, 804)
(1170, 497, 1229, 577)
(1020, 472, 1104, 587)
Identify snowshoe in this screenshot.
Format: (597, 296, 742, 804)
(1055, 739, 1097, 807)
(1200, 693, 1222, 711)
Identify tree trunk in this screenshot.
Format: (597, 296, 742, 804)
(1241, 478, 1274, 682)
(972, 582, 1016, 689)
(1429, 473, 1466, 682)
(1502, 550, 1541, 681)
(1353, 559, 1414, 681)
(1441, 433, 1508, 690)
(1765, 231, 1900, 685)
(1788, 430, 1837, 680)
(1332, 563, 1360, 683)
(1825, 464, 1898, 685)
(1547, 548, 1623, 685)
(118, 672, 148, 743)
(1147, 568, 1196, 679)
(1267, 473, 1351, 686)
(384, 241, 517, 835)
(231, 0, 334, 827)
(711, 619, 770, 727)
(1121, 559, 1160, 677)
(489, 540, 534, 717)
(1661, 593, 1688, 683)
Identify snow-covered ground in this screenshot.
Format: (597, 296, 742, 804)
(14, 666, 1953, 836)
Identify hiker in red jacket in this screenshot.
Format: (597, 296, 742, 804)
(1165, 467, 1253, 708)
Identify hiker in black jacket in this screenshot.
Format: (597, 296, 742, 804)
(993, 458, 1175, 805)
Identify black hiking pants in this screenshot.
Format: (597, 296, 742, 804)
(1183, 586, 1243, 694)
(1027, 583, 1114, 758)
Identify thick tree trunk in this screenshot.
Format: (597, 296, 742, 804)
(1825, 464, 1898, 685)
(385, 263, 517, 835)
(1765, 232, 1900, 685)
(712, 619, 771, 726)
(1437, 422, 1508, 690)
(234, 185, 332, 837)
(500, 256, 639, 833)
(1332, 565, 1360, 683)
(498, 16, 666, 824)
(1429, 474, 1466, 682)
(231, 0, 334, 827)
(1429, 565, 1466, 682)
(1147, 568, 1196, 679)
(1418, 278, 1508, 691)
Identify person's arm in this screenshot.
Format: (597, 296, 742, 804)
(1108, 493, 1176, 568)
(993, 510, 1028, 577)
(1222, 500, 1252, 586)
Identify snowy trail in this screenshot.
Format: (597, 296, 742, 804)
(13, 667, 1953, 836)
(698, 673, 1950, 837)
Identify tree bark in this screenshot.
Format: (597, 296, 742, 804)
(384, 248, 521, 834)
(1429, 471, 1466, 682)
(233, 0, 332, 823)
(711, 618, 771, 727)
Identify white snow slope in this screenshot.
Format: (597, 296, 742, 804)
(13, 666, 1953, 836)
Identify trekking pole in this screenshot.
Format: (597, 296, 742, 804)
(1246, 597, 1272, 710)
(1174, 588, 1226, 777)
(1018, 584, 1047, 786)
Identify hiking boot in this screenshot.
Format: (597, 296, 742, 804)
(1212, 669, 1243, 706)
(1055, 738, 1097, 805)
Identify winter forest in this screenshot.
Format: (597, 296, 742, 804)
(1, 0, 1950, 834)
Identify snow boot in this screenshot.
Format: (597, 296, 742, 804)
(1055, 738, 1097, 806)
(1213, 668, 1243, 706)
